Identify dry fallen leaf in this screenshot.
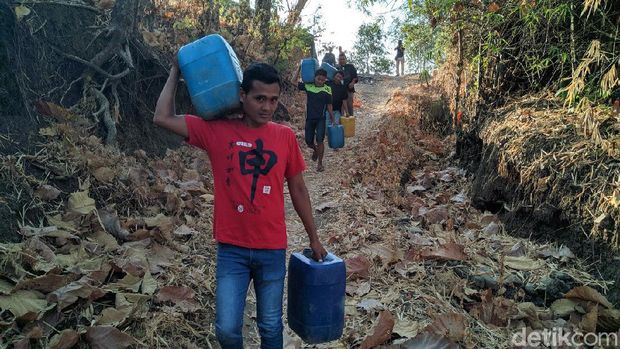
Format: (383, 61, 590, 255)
(565, 286, 613, 309)
(315, 201, 338, 213)
(15, 274, 69, 293)
(346, 256, 372, 280)
(99, 209, 130, 241)
(398, 332, 459, 349)
(93, 167, 115, 183)
(49, 329, 79, 349)
(0, 290, 48, 318)
(424, 313, 466, 342)
(68, 191, 96, 215)
(488, 2, 500, 12)
(360, 310, 395, 349)
(155, 286, 200, 312)
(85, 326, 137, 349)
(469, 289, 517, 327)
(48, 281, 105, 310)
(422, 206, 449, 224)
(14, 5, 31, 21)
(35, 185, 62, 201)
(357, 299, 384, 312)
(367, 244, 403, 267)
(580, 304, 598, 333)
(417, 243, 468, 262)
(95, 307, 130, 326)
(503, 256, 543, 271)
(550, 298, 577, 318)
(173, 225, 196, 238)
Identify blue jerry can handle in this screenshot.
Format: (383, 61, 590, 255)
(296, 249, 342, 265)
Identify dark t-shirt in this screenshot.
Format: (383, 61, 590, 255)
(298, 82, 332, 120)
(328, 81, 349, 112)
(395, 46, 405, 58)
(322, 52, 336, 66)
(339, 64, 358, 93)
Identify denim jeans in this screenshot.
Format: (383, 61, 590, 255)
(215, 243, 286, 349)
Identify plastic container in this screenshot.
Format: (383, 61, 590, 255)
(327, 124, 345, 149)
(287, 249, 346, 344)
(301, 58, 319, 83)
(320, 62, 338, 81)
(340, 116, 355, 137)
(325, 111, 341, 130)
(177, 34, 243, 120)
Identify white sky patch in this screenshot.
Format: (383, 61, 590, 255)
(280, 0, 399, 58)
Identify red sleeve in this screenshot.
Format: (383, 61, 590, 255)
(285, 128, 306, 179)
(185, 114, 213, 151)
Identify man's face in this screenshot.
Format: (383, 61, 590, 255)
(333, 73, 343, 84)
(314, 75, 327, 86)
(338, 56, 346, 66)
(240, 81, 280, 126)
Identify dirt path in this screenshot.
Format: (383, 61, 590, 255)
(286, 75, 416, 247)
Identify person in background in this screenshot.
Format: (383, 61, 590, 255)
(395, 40, 405, 77)
(336, 53, 358, 116)
(297, 69, 335, 172)
(321, 46, 336, 67)
(154, 58, 327, 349)
(327, 70, 349, 127)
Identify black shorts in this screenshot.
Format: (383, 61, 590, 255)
(304, 118, 326, 146)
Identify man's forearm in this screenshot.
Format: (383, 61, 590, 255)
(289, 183, 319, 243)
(154, 67, 180, 121)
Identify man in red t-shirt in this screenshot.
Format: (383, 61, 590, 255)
(154, 58, 327, 349)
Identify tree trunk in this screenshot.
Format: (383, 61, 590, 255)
(287, 0, 308, 26)
(454, 28, 464, 134)
(256, 0, 272, 47)
(200, 0, 220, 33)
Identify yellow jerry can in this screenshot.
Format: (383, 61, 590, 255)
(340, 116, 355, 137)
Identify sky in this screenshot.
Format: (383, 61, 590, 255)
(297, 0, 400, 58)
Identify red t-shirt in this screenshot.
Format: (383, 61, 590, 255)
(185, 116, 306, 249)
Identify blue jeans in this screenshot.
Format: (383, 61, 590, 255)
(215, 243, 286, 349)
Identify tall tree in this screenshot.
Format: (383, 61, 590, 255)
(286, 0, 309, 26)
(256, 0, 272, 46)
(200, 0, 220, 33)
(351, 20, 391, 74)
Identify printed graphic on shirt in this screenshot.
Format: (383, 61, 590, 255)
(238, 139, 278, 203)
(263, 186, 271, 194)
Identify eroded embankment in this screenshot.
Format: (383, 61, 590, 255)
(464, 96, 620, 304)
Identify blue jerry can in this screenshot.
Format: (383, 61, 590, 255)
(287, 249, 346, 344)
(327, 124, 345, 149)
(301, 58, 319, 83)
(177, 34, 243, 120)
(320, 62, 338, 81)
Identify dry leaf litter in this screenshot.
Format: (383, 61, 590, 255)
(0, 76, 618, 349)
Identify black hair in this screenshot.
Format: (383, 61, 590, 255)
(315, 68, 327, 77)
(241, 63, 282, 93)
(334, 70, 344, 78)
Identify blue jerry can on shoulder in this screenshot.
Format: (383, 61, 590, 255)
(320, 62, 338, 81)
(301, 58, 319, 83)
(327, 124, 345, 149)
(287, 249, 346, 344)
(177, 34, 243, 120)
